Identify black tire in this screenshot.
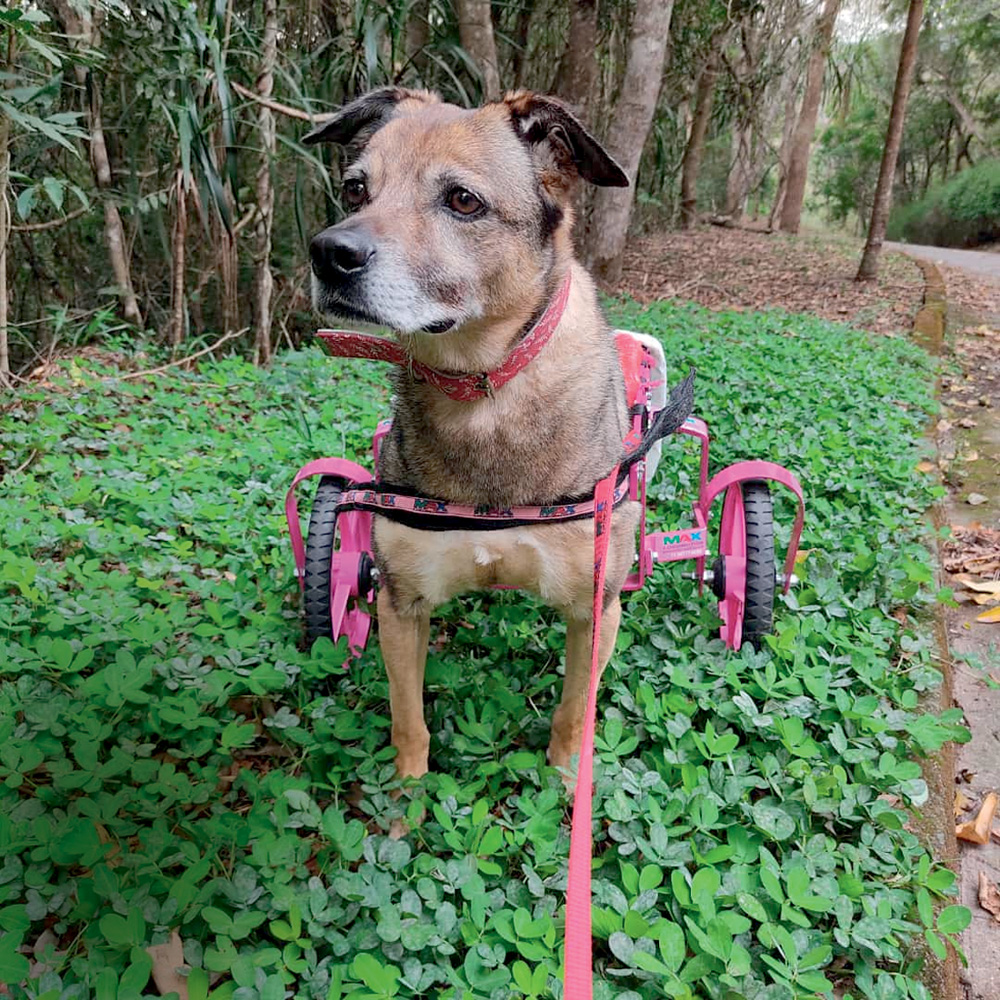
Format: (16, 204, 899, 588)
(303, 476, 345, 645)
(741, 480, 776, 649)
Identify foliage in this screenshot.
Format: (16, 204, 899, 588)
(815, 103, 887, 230)
(887, 159, 1000, 245)
(0, 300, 967, 998)
(0, 7, 87, 154)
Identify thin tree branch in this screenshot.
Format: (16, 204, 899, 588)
(112, 327, 247, 381)
(230, 81, 331, 124)
(12, 206, 91, 233)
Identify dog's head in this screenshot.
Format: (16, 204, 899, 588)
(304, 88, 627, 335)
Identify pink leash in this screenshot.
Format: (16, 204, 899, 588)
(563, 464, 619, 999)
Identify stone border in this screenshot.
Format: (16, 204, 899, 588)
(904, 252, 959, 1000)
(911, 256, 947, 349)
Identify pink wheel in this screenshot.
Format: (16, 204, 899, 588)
(711, 480, 776, 651)
(303, 476, 374, 658)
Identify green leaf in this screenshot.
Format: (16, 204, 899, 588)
(937, 905, 972, 935)
(0, 931, 30, 984)
(737, 892, 769, 922)
(924, 928, 947, 960)
(42, 176, 64, 212)
(752, 802, 796, 841)
(16, 186, 37, 220)
(657, 921, 686, 974)
(100, 912, 133, 947)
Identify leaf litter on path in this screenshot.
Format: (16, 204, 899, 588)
(978, 872, 1000, 924)
(957, 792, 999, 844)
(617, 228, 923, 336)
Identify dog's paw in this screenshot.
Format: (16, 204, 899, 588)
(547, 745, 579, 794)
(387, 799, 427, 840)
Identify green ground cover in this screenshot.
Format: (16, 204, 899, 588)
(0, 301, 969, 1000)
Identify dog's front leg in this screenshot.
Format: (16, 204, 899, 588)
(548, 596, 622, 780)
(377, 588, 431, 779)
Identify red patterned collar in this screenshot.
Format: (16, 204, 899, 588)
(316, 273, 571, 402)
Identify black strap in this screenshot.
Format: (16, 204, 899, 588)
(621, 367, 696, 471)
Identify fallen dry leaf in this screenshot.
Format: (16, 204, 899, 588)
(955, 789, 974, 817)
(977, 607, 1000, 624)
(147, 930, 188, 999)
(968, 493, 990, 506)
(957, 792, 999, 844)
(957, 417, 979, 428)
(916, 460, 936, 473)
(980, 872, 1000, 923)
(970, 593, 1000, 606)
(955, 575, 1000, 594)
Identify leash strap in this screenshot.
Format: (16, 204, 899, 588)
(563, 464, 619, 1000)
(316, 275, 571, 402)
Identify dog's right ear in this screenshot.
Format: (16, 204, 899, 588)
(504, 92, 629, 189)
(302, 87, 439, 146)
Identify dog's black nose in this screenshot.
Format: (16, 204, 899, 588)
(310, 228, 376, 280)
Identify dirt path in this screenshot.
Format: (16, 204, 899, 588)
(887, 242, 1000, 283)
(922, 251, 1000, 1000)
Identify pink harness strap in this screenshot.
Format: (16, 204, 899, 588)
(317, 275, 571, 402)
(563, 465, 619, 999)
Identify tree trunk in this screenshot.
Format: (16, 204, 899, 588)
(725, 119, 753, 221)
(456, 0, 501, 101)
(679, 50, 718, 229)
(509, 0, 535, 91)
(856, 0, 924, 282)
(169, 171, 187, 348)
(943, 86, 992, 155)
(57, 2, 142, 327)
(405, 0, 430, 81)
(942, 118, 951, 183)
(768, 74, 801, 229)
(253, 0, 279, 365)
(553, 0, 598, 113)
(586, 0, 675, 282)
(779, 0, 841, 234)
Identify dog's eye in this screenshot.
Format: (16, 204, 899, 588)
(447, 188, 483, 216)
(343, 178, 368, 209)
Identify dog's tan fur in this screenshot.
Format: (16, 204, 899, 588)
(305, 88, 637, 780)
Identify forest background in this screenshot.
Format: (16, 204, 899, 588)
(1, 0, 997, 381)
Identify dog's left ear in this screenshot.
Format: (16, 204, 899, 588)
(302, 87, 439, 147)
(505, 92, 629, 189)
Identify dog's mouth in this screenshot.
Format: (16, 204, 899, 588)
(319, 298, 384, 327)
(318, 295, 457, 336)
(313, 274, 462, 335)
(421, 319, 456, 334)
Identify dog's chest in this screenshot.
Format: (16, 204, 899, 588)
(380, 369, 625, 506)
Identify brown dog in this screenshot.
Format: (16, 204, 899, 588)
(304, 88, 639, 781)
